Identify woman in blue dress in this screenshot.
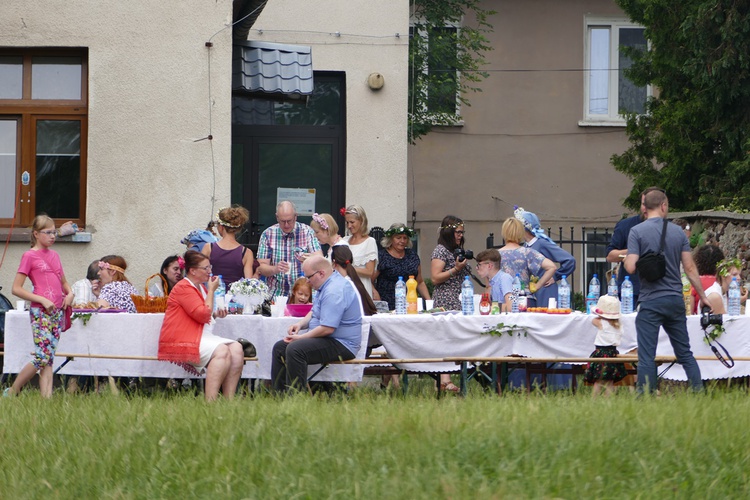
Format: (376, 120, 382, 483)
(514, 207, 576, 309)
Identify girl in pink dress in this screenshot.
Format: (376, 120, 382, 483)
(7, 215, 75, 398)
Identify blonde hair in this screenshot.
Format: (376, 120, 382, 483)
(30, 214, 54, 247)
(345, 204, 369, 236)
(310, 213, 339, 238)
(502, 218, 526, 244)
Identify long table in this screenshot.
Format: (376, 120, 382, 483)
(5, 310, 750, 382)
(3, 311, 369, 382)
(369, 312, 750, 381)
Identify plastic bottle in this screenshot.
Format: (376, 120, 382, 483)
(681, 272, 692, 315)
(406, 275, 418, 314)
(511, 274, 521, 313)
(395, 276, 406, 314)
(558, 275, 570, 310)
(608, 272, 618, 297)
(461, 276, 474, 315)
(590, 273, 600, 297)
(586, 274, 599, 314)
(621, 276, 634, 314)
(728, 277, 741, 316)
(214, 275, 226, 311)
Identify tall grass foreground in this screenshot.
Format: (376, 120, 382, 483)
(1, 387, 749, 498)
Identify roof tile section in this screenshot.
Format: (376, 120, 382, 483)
(233, 41, 313, 96)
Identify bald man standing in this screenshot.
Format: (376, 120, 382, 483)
(257, 200, 322, 297)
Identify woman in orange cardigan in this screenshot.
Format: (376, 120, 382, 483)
(158, 250, 244, 401)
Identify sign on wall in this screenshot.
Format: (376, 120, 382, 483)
(277, 188, 316, 216)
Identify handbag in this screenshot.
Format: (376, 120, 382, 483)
(636, 219, 668, 282)
(61, 305, 72, 332)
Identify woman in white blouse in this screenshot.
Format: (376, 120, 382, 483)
(343, 204, 378, 297)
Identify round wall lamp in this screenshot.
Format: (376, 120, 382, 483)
(367, 72, 385, 90)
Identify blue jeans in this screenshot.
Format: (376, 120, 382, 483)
(635, 295, 702, 393)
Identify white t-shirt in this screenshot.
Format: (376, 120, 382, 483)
(704, 281, 727, 312)
(594, 320, 623, 347)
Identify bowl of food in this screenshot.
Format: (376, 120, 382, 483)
(285, 304, 313, 317)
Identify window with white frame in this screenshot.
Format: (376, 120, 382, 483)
(583, 18, 648, 124)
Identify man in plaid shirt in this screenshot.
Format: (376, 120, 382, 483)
(257, 201, 322, 297)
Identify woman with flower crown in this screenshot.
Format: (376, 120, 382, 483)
(310, 212, 348, 261)
(702, 257, 748, 314)
(373, 223, 430, 311)
(201, 205, 256, 289)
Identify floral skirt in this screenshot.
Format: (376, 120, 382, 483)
(584, 346, 627, 384)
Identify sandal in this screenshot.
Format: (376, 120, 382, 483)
(440, 382, 460, 393)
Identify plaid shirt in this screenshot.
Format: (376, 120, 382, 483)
(257, 222, 322, 296)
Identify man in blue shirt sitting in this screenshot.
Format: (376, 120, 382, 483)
(271, 255, 362, 392)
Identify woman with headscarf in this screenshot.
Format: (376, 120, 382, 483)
(514, 207, 576, 309)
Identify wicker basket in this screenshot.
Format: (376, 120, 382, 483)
(131, 274, 169, 313)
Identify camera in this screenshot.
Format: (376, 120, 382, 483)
(453, 248, 474, 263)
(700, 305, 723, 330)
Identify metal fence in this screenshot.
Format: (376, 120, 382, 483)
(486, 227, 615, 300)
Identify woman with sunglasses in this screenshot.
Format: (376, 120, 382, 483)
(158, 250, 245, 401)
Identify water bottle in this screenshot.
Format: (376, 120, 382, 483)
(395, 276, 406, 314)
(608, 272, 618, 297)
(461, 276, 474, 315)
(214, 275, 226, 311)
(621, 276, 634, 314)
(586, 274, 599, 313)
(558, 275, 570, 310)
(728, 277, 741, 316)
(590, 274, 600, 297)
(511, 274, 521, 313)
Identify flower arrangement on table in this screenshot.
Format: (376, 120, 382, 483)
(229, 278, 269, 315)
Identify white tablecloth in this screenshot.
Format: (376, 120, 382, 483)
(3, 311, 369, 382)
(370, 312, 750, 381)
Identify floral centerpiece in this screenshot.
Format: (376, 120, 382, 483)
(229, 278, 269, 315)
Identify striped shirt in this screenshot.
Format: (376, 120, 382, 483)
(257, 222, 321, 296)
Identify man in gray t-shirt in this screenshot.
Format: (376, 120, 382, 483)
(624, 189, 709, 394)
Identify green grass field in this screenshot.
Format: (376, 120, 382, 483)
(1, 380, 749, 499)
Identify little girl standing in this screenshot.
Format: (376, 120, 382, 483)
(288, 278, 312, 305)
(7, 215, 75, 398)
(584, 295, 627, 398)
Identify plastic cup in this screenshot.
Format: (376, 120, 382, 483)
(425, 299, 434, 311)
(270, 304, 284, 317)
(276, 296, 288, 307)
(16, 300, 25, 311)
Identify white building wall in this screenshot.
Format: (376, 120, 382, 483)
(0, 0, 234, 292)
(251, 0, 410, 230)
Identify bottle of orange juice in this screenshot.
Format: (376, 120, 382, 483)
(406, 275, 418, 314)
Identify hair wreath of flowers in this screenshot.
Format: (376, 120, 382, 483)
(439, 222, 463, 230)
(385, 225, 415, 238)
(177, 256, 185, 270)
(717, 257, 743, 278)
(98, 261, 125, 274)
(312, 213, 329, 230)
(215, 208, 242, 229)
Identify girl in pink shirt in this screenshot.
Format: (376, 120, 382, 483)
(7, 214, 75, 398)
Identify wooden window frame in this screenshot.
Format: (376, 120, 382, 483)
(0, 47, 88, 228)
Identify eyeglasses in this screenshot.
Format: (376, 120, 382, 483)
(196, 265, 212, 271)
(304, 270, 322, 281)
(454, 230, 465, 235)
(277, 217, 296, 225)
(39, 230, 56, 236)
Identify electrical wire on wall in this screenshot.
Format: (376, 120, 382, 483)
(201, 2, 268, 221)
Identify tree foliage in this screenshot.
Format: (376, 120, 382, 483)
(408, 0, 495, 143)
(612, 0, 750, 211)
